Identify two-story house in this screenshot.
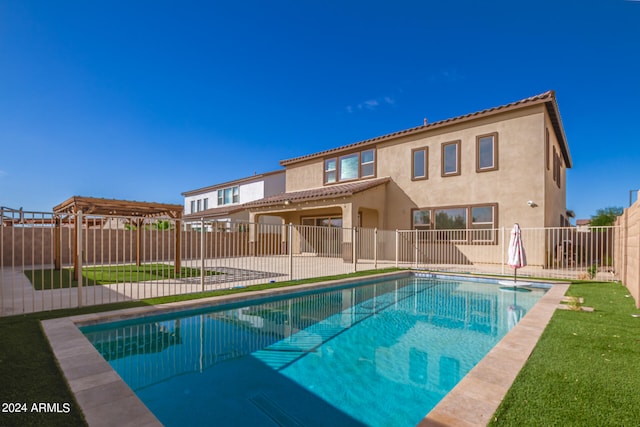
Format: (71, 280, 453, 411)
(245, 91, 570, 229)
(182, 170, 285, 225)
(242, 91, 571, 263)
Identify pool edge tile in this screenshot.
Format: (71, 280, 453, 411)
(41, 318, 163, 427)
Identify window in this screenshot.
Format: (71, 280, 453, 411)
(324, 148, 376, 184)
(217, 186, 240, 206)
(556, 155, 562, 189)
(552, 147, 558, 184)
(434, 208, 467, 230)
(339, 153, 359, 181)
(476, 133, 498, 172)
(197, 199, 201, 212)
(412, 147, 428, 180)
(442, 141, 461, 176)
(203, 198, 208, 211)
(324, 159, 337, 184)
(551, 138, 564, 189)
(361, 149, 375, 177)
(412, 209, 431, 230)
(545, 128, 550, 171)
(434, 208, 467, 241)
(471, 205, 495, 241)
(412, 204, 498, 243)
(190, 200, 195, 214)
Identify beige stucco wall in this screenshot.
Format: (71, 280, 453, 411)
(615, 203, 640, 308)
(543, 114, 569, 227)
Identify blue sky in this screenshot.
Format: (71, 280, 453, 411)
(1, 1, 638, 220)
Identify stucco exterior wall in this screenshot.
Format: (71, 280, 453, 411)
(184, 171, 286, 215)
(378, 106, 548, 230)
(615, 203, 640, 308)
(543, 114, 569, 227)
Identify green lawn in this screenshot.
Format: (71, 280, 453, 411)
(25, 264, 220, 290)
(490, 281, 640, 426)
(1, 274, 639, 426)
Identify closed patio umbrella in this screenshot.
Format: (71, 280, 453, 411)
(507, 223, 526, 283)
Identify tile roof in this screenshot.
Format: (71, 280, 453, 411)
(181, 169, 285, 197)
(280, 90, 571, 168)
(182, 204, 245, 220)
(243, 177, 391, 208)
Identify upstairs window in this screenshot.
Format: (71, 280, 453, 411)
(545, 128, 550, 170)
(442, 141, 461, 177)
(324, 159, 337, 184)
(476, 133, 498, 172)
(361, 149, 375, 177)
(412, 147, 428, 180)
(324, 148, 376, 184)
(217, 186, 240, 206)
(339, 153, 359, 181)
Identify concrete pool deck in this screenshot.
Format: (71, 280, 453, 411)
(41, 272, 569, 427)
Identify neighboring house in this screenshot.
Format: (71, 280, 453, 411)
(242, 91, 572, 264)
(575, 219, 591, 232)
(182, 170, 285, 225)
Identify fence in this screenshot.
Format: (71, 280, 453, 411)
(615, 202, 640, 308)
(0, 207, 620, 316)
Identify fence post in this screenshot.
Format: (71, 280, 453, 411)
(414, 228, 418, 269)
(77, 211, 83, 308)
(288, 223, 293, 280)
(395, 230, 399, 268)
(374, 227, 378, 270)
(200, 218, 205, 292)
(501, 226, 505, 275)
(353, 227, 357, 273)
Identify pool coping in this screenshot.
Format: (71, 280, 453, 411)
(41, 271, 569, 427)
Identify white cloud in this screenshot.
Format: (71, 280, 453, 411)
(346, 96, 396, 113)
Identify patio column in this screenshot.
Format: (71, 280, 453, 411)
(248, 212, 259, 256)
(341, 203, 359, 262)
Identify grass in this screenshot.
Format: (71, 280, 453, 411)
(490, 281, 640, 426)
(25, 264, 221, 290)
(2, 273, 640, 426)
(0, 302, 147, 427)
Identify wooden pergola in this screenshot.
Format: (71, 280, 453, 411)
(52, 196, 183, 278)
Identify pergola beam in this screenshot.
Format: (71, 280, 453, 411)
(52, 196, 184, 277)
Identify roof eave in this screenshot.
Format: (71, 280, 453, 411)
(279, 91, 559, 167)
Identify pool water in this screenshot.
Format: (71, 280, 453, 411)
(81, 276, 545, 426)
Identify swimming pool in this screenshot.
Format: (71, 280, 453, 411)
(80, 274, 546, 426)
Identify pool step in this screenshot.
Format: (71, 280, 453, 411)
(249, 392, 304, 427)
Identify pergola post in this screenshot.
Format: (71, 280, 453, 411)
(73, 211, 81, 281)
